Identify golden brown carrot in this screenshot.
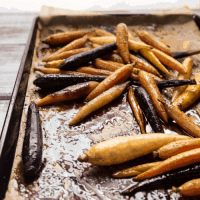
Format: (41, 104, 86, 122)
(129, 54, 160, 76)
(172, 57, 193, 102)
(134, 148, 200, 181)
(172, 178, 200, 196)
(43, 30, 87, 46)
(128, 30, 134, 40)
(112, 161, 161, 178)
(102, 52, 125, 64)
(163, 100, 200, 138)
(35, 67, 89, 75)
(116, 23, 130, 64)
(152, 48, 186, 74)
(93, 58, 121, 71)
(78, 133, 190, 166)
(77, 67, 112, 76)
(138, 70, 168, 122)
(153, 139, 200, 160)
(140, 49, 172, 76)
(92, 43, 101, 48)
(69, 81, 130, 125)
(45, 59, 65, 68)
(36, 81, 99, 107)
(42, 47, 92, 62)
(95, 28, 115, 37)
(172, 72, 200, 110)
(42, 37, 88, 62)
(128, 86, 146, 134)
(85, 64, 133, 101)
(89, 36, 151, 51)
(136, 30, 173, 56)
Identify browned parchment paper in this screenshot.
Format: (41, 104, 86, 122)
(4, 5, 200, 200)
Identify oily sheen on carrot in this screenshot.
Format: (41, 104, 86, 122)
(134, 148, 200, 181)
(85, 64, 133, 101)
(172, 178, 200, 196)
(128, 86, 146, 134)
(36, 81, 99, 107)
(116, 23, 130, 64)
(163, 100, 200, 138)
(78, 134, 190, 166)
(153, 138, 200, 160)
(172, 57, 193, 102)
(69, 81, 130, 126)
(138, 70, 168, 122)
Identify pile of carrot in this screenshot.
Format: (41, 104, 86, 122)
(34, 22, 200, 197)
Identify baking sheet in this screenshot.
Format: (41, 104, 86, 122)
(4, 9, 200, 200)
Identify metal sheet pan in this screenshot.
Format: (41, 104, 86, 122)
(2, 13, 200, 200)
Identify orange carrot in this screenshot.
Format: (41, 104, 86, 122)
(95, 28, 115, 37)
(77, 67, 112, 76)
(116, 23, 130, 64)
(153, 139, 200, 160)
(45, 59, 64, 68)
(43, 30, 87, 46)
(163, 100, 200, 138)
(134, 148, 200, 181)
(138, 70, 168, 122)
(78, 133, 190, 166)
(69, 81, 130, 126)
(42, 37, 88, 62)
(128, 86, 146, 134)
(172, 57, 193, 102)
(112, 161, 161, 178)
(36, 81, 99, 107)
(152, 48, 186, 74)
(136, 30, 173, 56)
(102, 52, 125, 64)
(140, 49, 172, 76)
(85, 64, 133, 101)
(172, 178, 200, 196)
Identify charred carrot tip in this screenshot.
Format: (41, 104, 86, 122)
(153, 150, 159, 158)
(172, 186, 179, 193)
(78, 154, 88, 162)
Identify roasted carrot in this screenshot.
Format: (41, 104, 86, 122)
(153, 139, 200, 160)
(36, 81, 99, 107)
(42, 47, 92, 62)
(172, 178, 200, 196)
(128, 86, 146, 134)
(128, 30, 134, 40)
(85, 64, 133, 101)
(162, 100, 200, 138)
(95, 28, 115, 37)
(116, 23, 130, 64)
(172, 72, 200, 110)
(93, 58, 121, 71)
(89, 36, 151, 51)
(112, 161, 161, 178)
(172, 57, 193, 102)
(76, 67, 112, 76)
(140, 49, 172, 76)
(78, 133, 190, 166)
(69, 81, 130, 126)
(134, 148, 200, 181)
(136, 30, 173, 56)
(35, 67, 89, 75)
(42, 37, 88, 62)
(101, 52, 125, 64)
(43, 30, 87, 46)
(138, 70, 168, 122)
(45, 59, 65, 68)
(152, 48, 186, 74)
(129, 54, 160, 76)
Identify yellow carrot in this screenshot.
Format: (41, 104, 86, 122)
(45, 59, 64, 68)
(85, 64, 133, 101)
(69, 81, 130, 126)
(135, 148, 200, 181)
(128, 86, 146, 134)
(172, 57, 193, 102)
(140, 49, 172, 76)
(95, 28, 115, 37)
(78, 133, 190, 166)
(152, 48, 186, 74)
